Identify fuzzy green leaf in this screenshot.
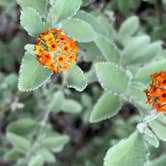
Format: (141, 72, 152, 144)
(62, 18, 97, 42)
(7, 132, 30, 152)
(7, 118, 37, 137)
(75, 10, 109, 36)
(63, 64, 87, 92)
(79, 42, 104, 62)
(28, 154, 44, 166)
(42, 135, 69, 152)
(61, 99, 82, 113)
(124, 41, 161, 65)
(18, 52, 52, 92)
(95, 36, 121, 63)
(49, 0, 82, 23)
(4, 149, 25, 161)
(119, 16, 139, 37)
(20, 7, 44, 36)
(40, 149, 55, 163)
(90, 92, 121, 123)
(149, 114, 166, 142)
(104, 132, 147, 166)
(137, 123, 159, 148)
(135, 60, 166, 84)
(95, 62, 131, 93)
(16, 0, 48, 15)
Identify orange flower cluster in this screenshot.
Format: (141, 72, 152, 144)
(34, 28, 78, 73)
(144, 71, 166, 112)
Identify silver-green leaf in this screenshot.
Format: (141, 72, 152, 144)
(90, 92, 121, 123)
(20, 7, 44, 36)
(104, 131, 147, 166)
(62, 18, 97, 42)
(16, 0, 48, 15)
(63, 64, 87, 92)
(61, 99, 82, 113)
(18, 52, 52, 92)
(95, 62, 131, 93)
(119, 16, 139, 37)
(95, 35, 121, 63)
(28, 154, 44, 166)
(42, 135, 69, 152)
(7, 132, 30, 152)
(49, 0, 82, 23)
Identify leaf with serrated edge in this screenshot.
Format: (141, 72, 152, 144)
(90, 92, 121, 123)
(95, 35, 121, 63)
(49, 0, 82, 23)
(18, 52, 52, 92)
(16, 0, 48, 15)
(63, 64, 87, 92)
(20, 7, 44, 36)
(149, 114, 166, 142)
(104, 131, 147, 166)
(95, 62, 131, 93)
(62, 18, 97, 43)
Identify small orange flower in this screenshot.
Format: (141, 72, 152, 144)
(44, 33, 55, 43)
(48, 42, 58, 52)
(35, 45, 44, 55)
(57, 34, 69, 43)
(144, 70, 166, 112)
(61, 43, 72, 55)
(56, 54, 67, 65)
(34, 28, 78, 73)
(69, 53, 76, 63)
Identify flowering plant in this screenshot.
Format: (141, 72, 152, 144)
(0, 0, 166, 166)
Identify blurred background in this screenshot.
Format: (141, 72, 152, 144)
(0, 0, 166, 166)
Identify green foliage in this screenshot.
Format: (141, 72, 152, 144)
(7, 132, 31, 152)
(104, 132, 147, 166)
(41, 135, 69, 152)
(17, 0, 48, 15)
(61, 99, 82, 113)
(118, 16, 139, 37)
(63, 64, 87, 92)
(95, 62, 131, 93)
(149, 114, 166, 142)
(7, 118, 37, 136)
(95, 36, 121, 63)
(62, 18, 97, 43)
(18, 52, 52, 91)
(1, 0, 166, 166)
(20, 7, 44, 36)
(28, 154, 44, 166)
(90, 92, 121, 123)
(49, 0, 82, 23)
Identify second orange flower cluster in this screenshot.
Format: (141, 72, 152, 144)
(34, 28, 78, 73)
(144, 71, 166, 112)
